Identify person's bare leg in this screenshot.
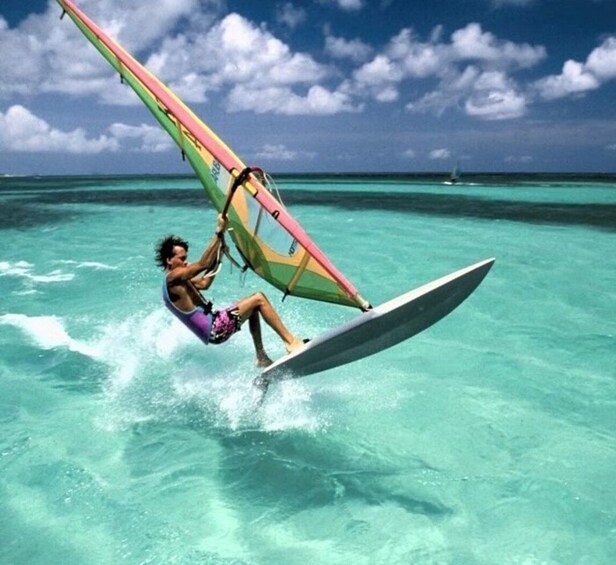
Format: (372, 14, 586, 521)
(248, 310, 273, 367)
(236, 292, 304, 355)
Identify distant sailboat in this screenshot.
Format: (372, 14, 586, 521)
(444, 161, 461, 185)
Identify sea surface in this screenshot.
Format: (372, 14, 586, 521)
(1, 173, 615, 564)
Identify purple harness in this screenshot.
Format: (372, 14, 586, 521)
(162, 279, 212, 344)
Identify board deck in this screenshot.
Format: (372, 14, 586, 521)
(261, 258, 495, 381)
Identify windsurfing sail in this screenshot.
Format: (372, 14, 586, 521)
(57, 0, 369, 310)
(447, 161, 461, 184)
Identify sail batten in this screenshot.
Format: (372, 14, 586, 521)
(57, 0, 369, 310)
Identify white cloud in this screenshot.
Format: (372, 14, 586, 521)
(75, 0, 206, 52)
(146, 13, 330, 103)
(0, 0, 216, 101)
(354, 55, 403, 85)
(0, 16, 46, 97)
(3, 2, 332, 114)
(350, 54, 403, 102)
(374, 86, 399, 102)
(253, 143, 316, 161)
(465, 88, 527, 120)
(325, 35, 373, 63)
(6, 2, 352, 121)
(429, 148, 451, 160)
(463, 70, 527, 119)
(406, 90, 457, 116)
(403, 148, 416, 159)
(0, 105, 178, 155)
(606, 143, 616, 151)
(585, 37, 616, 81)
(535, 60, 599, 100)
(535, 36, 616, 100)
(108, 123, 175, 152)
(2, 0, 612, 134)
(0, 105, 118, 153)
(276, 3, 307, 29)
(386, 29, 444, 78)
(409, 66, 528, 120)
(345, 54, 404, 103)
(406, 66, 477, 115)
(255, 143, 298, 160)
(320, 0, 364, 10)
(227, 84, 360, 115)
(366, 22, 545, 84)
(450, 23, 546, 69)
(353, 23, 541, 119)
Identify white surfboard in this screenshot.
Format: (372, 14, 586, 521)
(261, 258, 495, 381)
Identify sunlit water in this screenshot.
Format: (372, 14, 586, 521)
(1, 174, 615, 564)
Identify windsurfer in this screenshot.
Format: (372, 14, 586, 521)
(156, 215, 305, 367)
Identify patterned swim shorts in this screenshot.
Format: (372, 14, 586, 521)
(209, 305, 242, 344)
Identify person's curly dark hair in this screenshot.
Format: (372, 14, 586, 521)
(155, 235, 189, 270)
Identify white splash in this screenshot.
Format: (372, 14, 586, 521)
(172, 369, 325, 433)
(0, 313, 101, 358)
(1, 304, 327, 434)
(96, 309, 195, 392)
(259, 380, 325, 433)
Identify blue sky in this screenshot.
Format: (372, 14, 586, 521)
(0, 0, 615, 175)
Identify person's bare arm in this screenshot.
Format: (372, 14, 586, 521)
(167, 216, 227, 284)
(191, 268, 216, 291)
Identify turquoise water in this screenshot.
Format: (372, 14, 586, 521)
(1, 174, 615, 564)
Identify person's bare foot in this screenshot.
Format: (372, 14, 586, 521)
(256, 354, 273, 368)
(285, 337, 306, 354)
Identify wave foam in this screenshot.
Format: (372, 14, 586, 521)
(0, 260, 74, 283)
(54, 260, 118, 270)
(0, 313, 101, 357)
